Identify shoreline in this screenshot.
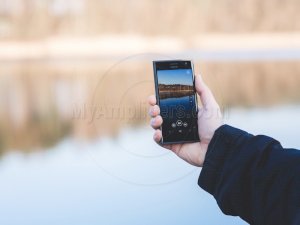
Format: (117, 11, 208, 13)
(0, 33, 300, 61)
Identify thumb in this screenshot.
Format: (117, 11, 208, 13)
(195, 75, 218, 108)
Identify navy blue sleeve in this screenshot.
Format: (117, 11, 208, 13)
(198, 125, 300, 225)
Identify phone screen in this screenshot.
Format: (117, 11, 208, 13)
(153, 60, 200, 144)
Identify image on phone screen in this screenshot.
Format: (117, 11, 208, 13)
(153, 60, 200, 144)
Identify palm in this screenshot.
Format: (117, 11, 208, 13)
(148, 75, 222, 167)
(162, 108, 212, 167)
(164, 142, 206, 167)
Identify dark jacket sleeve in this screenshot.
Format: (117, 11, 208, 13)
(199, 125, 300, 225)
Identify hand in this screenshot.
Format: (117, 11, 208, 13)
(148, 75, 223, 167)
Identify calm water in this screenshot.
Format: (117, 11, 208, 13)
(176, 48, 300, 61)
(0, 104, 299, 225)
(160, 95, 195, 111)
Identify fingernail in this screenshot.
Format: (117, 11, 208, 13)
(151, 118, 156, 125)
(152, 108, 156, 115)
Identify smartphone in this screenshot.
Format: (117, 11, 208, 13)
(153, 60, 200, 144)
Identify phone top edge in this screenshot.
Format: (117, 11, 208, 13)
(153, 60, 194, 71)
(153, 59, 193, 63)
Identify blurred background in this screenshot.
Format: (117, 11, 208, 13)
(0, 0, 300, 224)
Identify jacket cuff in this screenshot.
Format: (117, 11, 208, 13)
(198, 124, 249, 195)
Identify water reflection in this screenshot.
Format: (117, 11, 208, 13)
(1, 60, 300, 155)
(0, 105, 299, 225)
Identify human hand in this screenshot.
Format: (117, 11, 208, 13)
(148, 75, 223, 167)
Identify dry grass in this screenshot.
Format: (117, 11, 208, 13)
(199, 61, 300, 107)
(0, 60, 300, 154)
(0, 0, 300, 39)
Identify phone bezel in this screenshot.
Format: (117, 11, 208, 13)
(152, 59, 200, 144)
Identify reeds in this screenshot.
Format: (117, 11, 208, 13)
(0, 60, 299, 154)
(0, 0, 299, 39)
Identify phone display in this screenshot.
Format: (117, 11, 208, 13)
(153, 60, 200, 144)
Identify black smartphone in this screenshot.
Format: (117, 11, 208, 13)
(153, 60, 200, 144)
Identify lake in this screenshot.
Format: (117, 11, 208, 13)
(0, 104, 299, 225)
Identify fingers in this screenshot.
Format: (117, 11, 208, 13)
(148, 95, 162, 127)
(195, 75, 218, 108)
(148, 105, 160, 117)
(148, 95, 163, 142)
(153, 129, 162, 143)
(150, 115, 163, 129)
(148, 95, 156, 106)
(153, 129, 172, 150)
